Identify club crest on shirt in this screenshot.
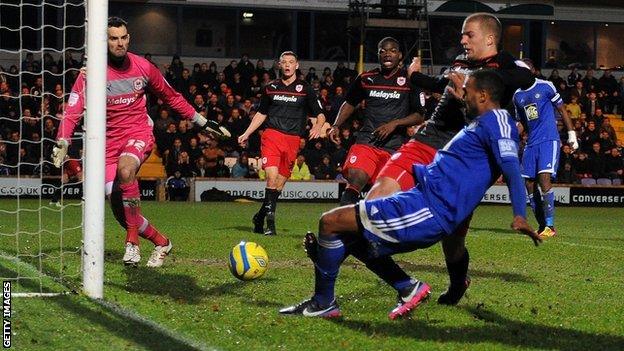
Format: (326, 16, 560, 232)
(133, 78, 144, 91)
(262, 157, 268, 164)
(295, 84, 303, 92)
(523, 103, 539, 120)
(535, 93, 541, 99)
(397, 77, 406, 86)
(349, 155, 357, 164)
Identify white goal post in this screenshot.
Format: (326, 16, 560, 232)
(82, 0, 108, 299)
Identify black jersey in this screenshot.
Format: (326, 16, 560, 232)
(409, 51, 532, 150)
(346, 67, 422, 153)
(258, 79, 323, 136)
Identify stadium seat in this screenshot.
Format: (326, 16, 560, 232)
(596, 178, 612, 186)
(580, 178, 597, 186)
(611, 178, 622, 186)
(136, 148, 166, 178)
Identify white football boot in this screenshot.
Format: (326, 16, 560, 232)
(146, 240, 173, 268)
(122, 242, 141, 266)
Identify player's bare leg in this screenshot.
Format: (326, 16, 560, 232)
(340, 168, 369, 205)
(366, 176, 401, 200)
(537, 172, 556, 237)
(253, 166, 285, 235)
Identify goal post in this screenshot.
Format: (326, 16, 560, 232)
(82, 0, 108, 299)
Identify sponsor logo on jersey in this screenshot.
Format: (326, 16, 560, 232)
(349, 155, 357, 164)
(68, 92, 79, 107)
(397, 77, 406, 86)
(272, 95, 298, 103)
(498, 138, 518, 158)
(107, 96, 137, 106)
(295, 84, 303, 92)
(133, 78, 145, 91)
(523, 103, 539, 120)
(369, 90, 401, 99)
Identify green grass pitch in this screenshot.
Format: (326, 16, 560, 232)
(1, 200, 623, 350)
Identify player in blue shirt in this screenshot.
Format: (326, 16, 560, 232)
(513, 59, 578, 238)
(279, 70, 541, 319)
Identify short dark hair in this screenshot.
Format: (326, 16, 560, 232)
(279, 51, 298, 61)
(471, 69, 504, 104)
(377, 36, 400, 50)
(464, 13, 502, 44)
(108, 16, 127, 28)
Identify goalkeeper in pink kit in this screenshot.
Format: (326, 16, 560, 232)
(53, 17, 228, 267)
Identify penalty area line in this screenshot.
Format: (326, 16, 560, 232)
(94, 299, 218, 351)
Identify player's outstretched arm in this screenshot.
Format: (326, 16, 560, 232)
(238, 112, 267, 146)
(374, 112, 423, 140)
(511, 215, 541, 246)
(309, 113, 326, 140)
(557, 105, 578, 150)
(329, 102, 356, 144)
(54, 71, 85, 168)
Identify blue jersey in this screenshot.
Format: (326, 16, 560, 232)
(414, 109, 525, 234)
(513, 79, 562, 146)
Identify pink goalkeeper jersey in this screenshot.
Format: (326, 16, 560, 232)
(58, 52, 196, 142)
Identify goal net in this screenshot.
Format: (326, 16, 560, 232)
(0, 0, 105, 297)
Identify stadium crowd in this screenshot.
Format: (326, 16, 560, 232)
(1, 52, 623, 186)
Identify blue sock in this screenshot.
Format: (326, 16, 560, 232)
(542, 189, 555, 227)
(392, 278, 415, 291)
(313, 236, 346, 306)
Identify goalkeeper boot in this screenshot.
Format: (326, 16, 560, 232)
(252, 212, 264, 234)
(388, 280, 431, 320)
(279, 298, 341, 318)
(438, 276, 471, 305)
(304, 231, 318, 262)
(146, 240, 173, 268)
(122, 242, 141, 266)
(539, 226, 557, 238)
(265, 212, 277, 236)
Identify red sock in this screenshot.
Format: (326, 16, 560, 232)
(120, 181, 141, 245)
(139, 216, 169, 247)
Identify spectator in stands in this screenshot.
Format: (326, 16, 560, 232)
(588, 142, 606, 179)
(291, 154, 311, 180)
(328, 86, 345, 125)
(321, 74, 335, 95)
(0, 155, 9, 176)
(230, 72, 247, 99)
(304, 140, 326, 172)
(604, 147, 624, 181)
(175, 151, 193, 177)
(223, 60, 239, 84)
(319, 88, 332, 115)
(609, 90, 622, 115)
(566, 95, 582, 120)
(154, 108, 174, 135)
(314, 154, 336, 180)
(558, 144, 575, 170)
(557, 162, 578, 184)
(567, 67, 582, 88)
(176, 120, 193, 149)
(167, 170, 189, 201)
(192, 93, 207, 114)
(165, 138, 185, 175)
(548, 69, 565, 88)
(570, 80, 586, 102)
(599, 69, 618, 95)
(239, 98, 254, 117)
(202, 138, 225, 168)
(580, 120, 600, 153)
(231, 154, 251, 178)
(192, 156, 209, 177)
(305, 67, 319, 83)
(222, 94, 237, 117)
(175, 68, 193, 96)
(246, 74, 262, 99)
(574, 152, 592, 179)
(238, 54, 255, 83)
(255, 59, 267, 79)
(268, 60, 280, 79)
(598, 129, 615, 152)
(5, 131, 19, 169)
(5, 65, 19, 94)
(582, 68, 599, 92)
(207, 156, 230, 178)
(601, 117, 617, 143)
(588, 108, 605, 128)
(186, 137, 202, 164)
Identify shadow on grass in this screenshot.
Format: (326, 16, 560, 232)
(332, 305, 624, 351)
(469, 226, 518, 235)
(394, 261, 537, 283)
(0, 265, 204, 351)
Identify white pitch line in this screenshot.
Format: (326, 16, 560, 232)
(94, 299, 218, 351)
(471, 232, 624, 252)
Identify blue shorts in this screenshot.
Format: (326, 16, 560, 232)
(357, 187, 445, 257)
(522, 140, 560, 179)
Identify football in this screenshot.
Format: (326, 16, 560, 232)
(228, 241, 269, 281)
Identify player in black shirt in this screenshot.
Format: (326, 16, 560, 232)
(330, 37, 423, 205)
(239, 51, 326, 235)
(305, 13, 533, 314)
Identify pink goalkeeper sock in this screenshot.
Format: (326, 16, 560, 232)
(120, 181, 142, 245)
(139, 217, 169, 247)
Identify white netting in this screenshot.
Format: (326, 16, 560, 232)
(0, 0, 86, 295)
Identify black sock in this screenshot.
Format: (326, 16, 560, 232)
(340, 187, 360, 206)
(446, 248, 469, 287)
(348, 239, 411, 287)
(265, 188, 280, 214)
(51, 186, 61, 203)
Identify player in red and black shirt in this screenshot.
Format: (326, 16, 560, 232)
(330, 37, 424, 205)
(239, 51, 326, 235)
